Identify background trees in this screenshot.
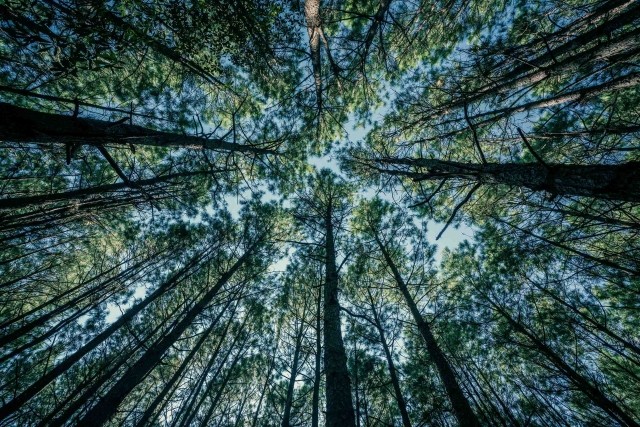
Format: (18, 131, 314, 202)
(1, 0, 639, 426)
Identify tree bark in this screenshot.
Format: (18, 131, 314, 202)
(372, 157, 640, 202)
(282, 318, 305, 427)
(0, 103, 276, 155)
(324, 199, 356, 427)
(373, 233, 480, 427)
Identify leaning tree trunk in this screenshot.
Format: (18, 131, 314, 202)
(374, 233, 480, 427)
(324, 200, 356, 427)
(493, 302, 640, 427)
(0, 251, 207, 422)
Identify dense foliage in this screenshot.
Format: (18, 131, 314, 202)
(0, 0, 638, 426)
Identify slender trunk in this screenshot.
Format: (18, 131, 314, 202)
(282, 319, 305, 427)
(171, 304, 238, 427)
(43, 320, 167, 427)
(0, 103, 276, 155)
(76, 240, 260, 426)
(251, 326, 280, 427)
(0, 250, 206, 421)
(493, 303, 640, 427)
(370, 309, 411, 427)
(199, 338, 250, 426)
(373, 157, 640, 202)
(324, 201, 356, 427)
(374, 233, 480, 427)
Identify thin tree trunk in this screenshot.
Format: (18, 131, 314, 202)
(134, 298, 234, 427)
(0, 250, 206, 422)
(369, 302, 411, 427)
(282, 317, 306, 427)
(493, 302, 640, 427)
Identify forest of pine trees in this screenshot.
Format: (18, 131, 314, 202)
(0, 0, 638, 426)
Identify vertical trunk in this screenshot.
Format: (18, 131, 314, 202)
(374, 234, 480, 427)
(282, 318, 306, 427)
(311, 282, 322, 427)
(76, 240, 260, 426)
(493, 303, 640, 427)
(324, 201, 356, 427)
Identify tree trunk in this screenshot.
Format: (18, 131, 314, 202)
(311, 281, 322, 427)
(324, 200, 356, 427)
(373, 157, 640, 202)
(282, 318, 305, 427)
(134, 298, 233, 427)
(0, 103, 276, 155)
(370, 306, 412, 427)
(374, 233, 480, 427)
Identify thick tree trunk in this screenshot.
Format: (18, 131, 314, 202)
(311, 283, 322, 427)
(374, 234, 480, 427)
(324, 201, 356, 427)
(76, 240, 260, 426)
(373, 157, 640, 202)
(0, 103, 276, 155)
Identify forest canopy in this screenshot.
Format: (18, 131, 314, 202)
(0, 0, 639, 426)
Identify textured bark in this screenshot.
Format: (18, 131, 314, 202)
(305, 0, 323, 112)
(76, 240, 260, 426)
(0, 103, 276, 155)
(494, 303, 640, 427)
(374, 234, 480, 427)
(324, 200, 356, 427)
(373, 157, 640, 202)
